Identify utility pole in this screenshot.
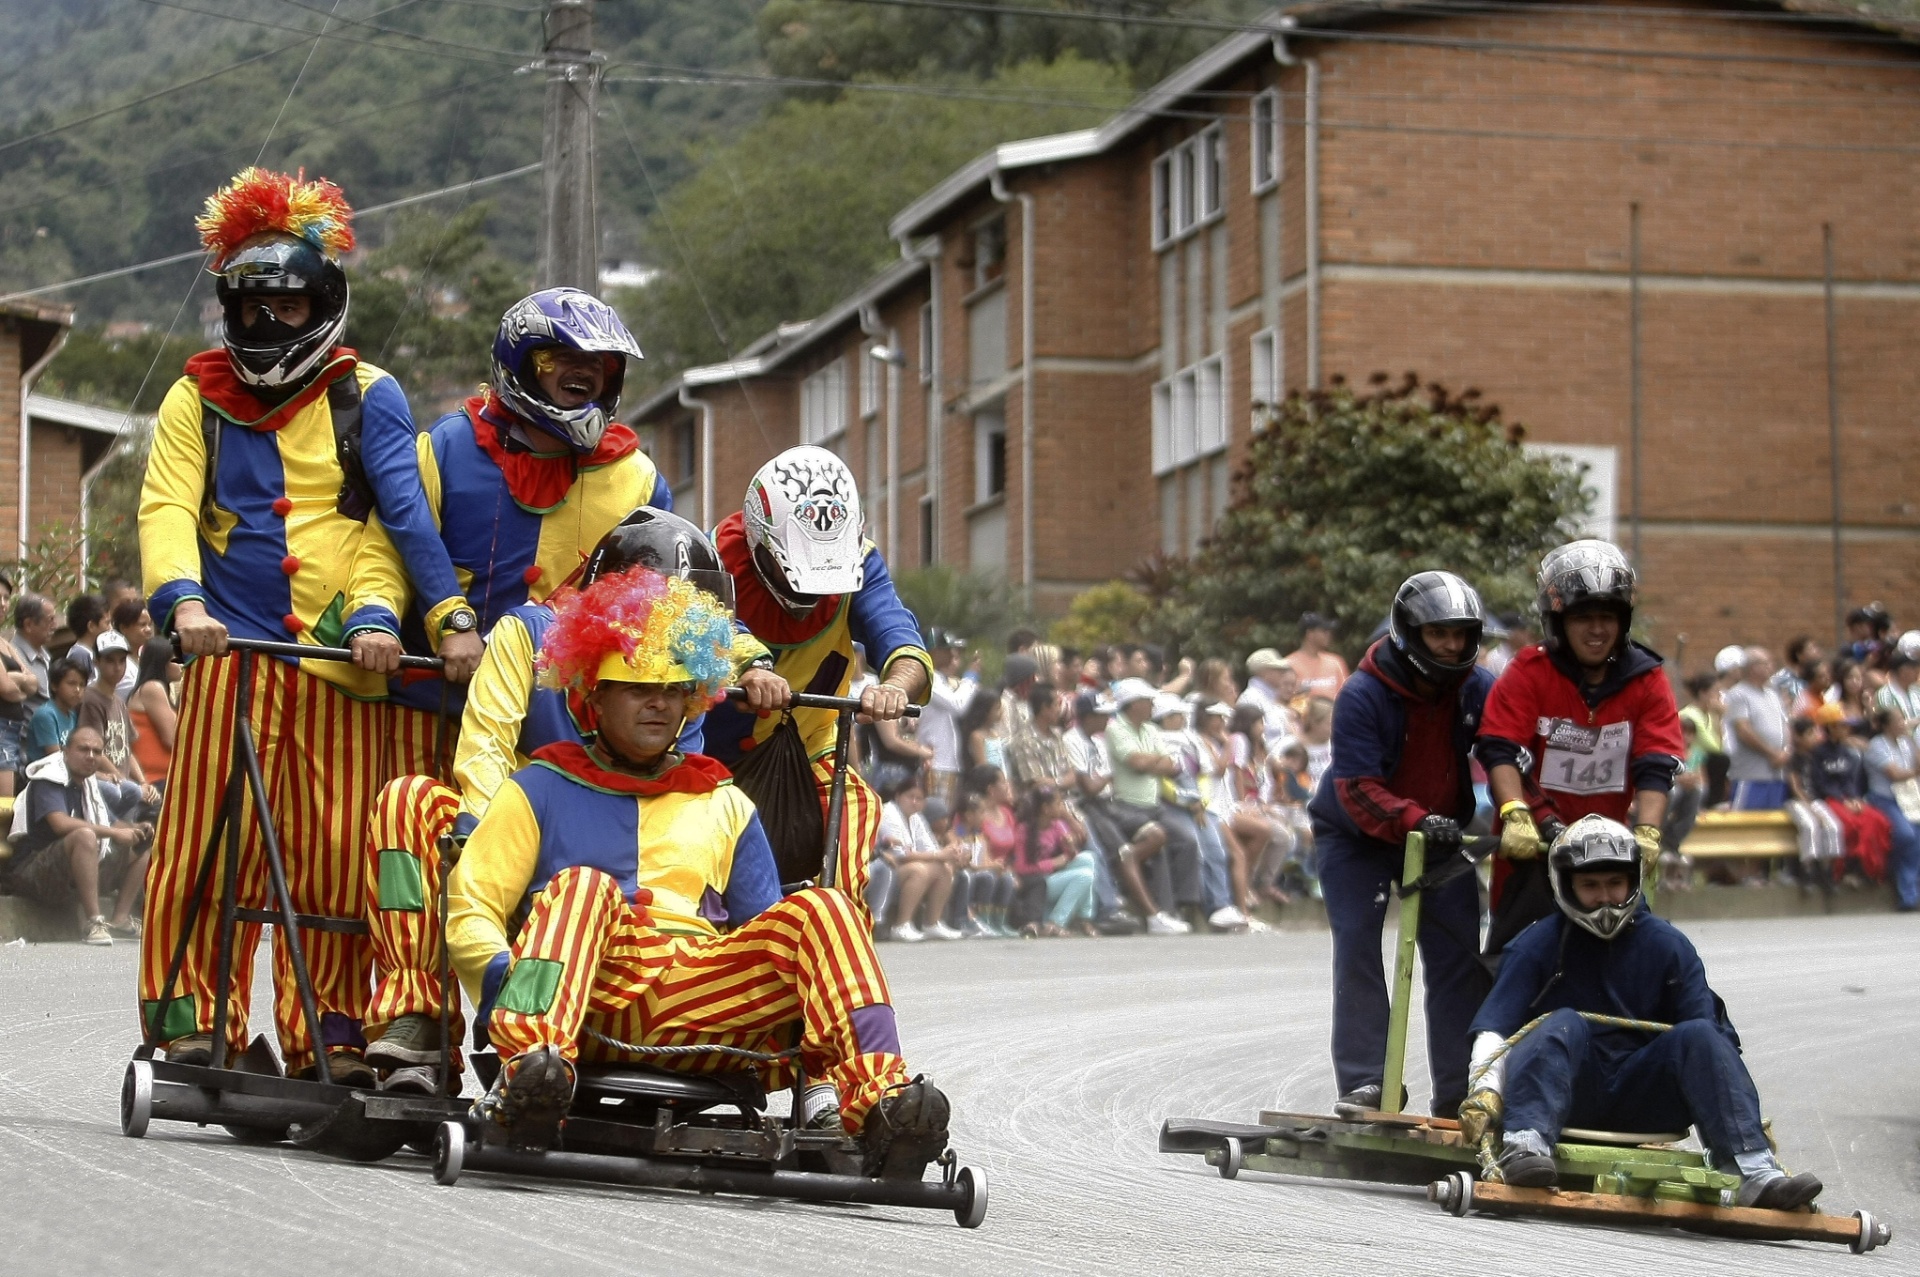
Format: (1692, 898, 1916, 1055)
(539, 0, 599, 294)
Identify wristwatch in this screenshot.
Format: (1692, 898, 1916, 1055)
(442, 607, 479, 636)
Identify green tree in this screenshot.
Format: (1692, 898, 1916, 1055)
(624, 57, 1129, 382)
(1155, 373, 1591, 663)
(1049, 580, 1153, 652)
(891, 564, 1032, 677)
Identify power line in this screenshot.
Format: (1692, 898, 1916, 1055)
(266, 0, 539, 62)
(132, 0, 528, 68)
(0, 161, 543, 305)
(823, 0, 1920, 71)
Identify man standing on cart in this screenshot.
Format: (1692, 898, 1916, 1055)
(1309, 572, 1492, 1119)
(701, 446, 932, 917)
(1474, 540, 1683, 956)
(397, 566, 952, 1174)
(136, 168, 417, 1082)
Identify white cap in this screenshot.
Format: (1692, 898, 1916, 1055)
(1111, 678, 1158, 709)
(1899, 630, 1920, 661)
(1199, 701, 1233, 719)
(95, 630, 131, 655)
(1152, 693, 1188, 722)
(1713, 644, 1747, 676)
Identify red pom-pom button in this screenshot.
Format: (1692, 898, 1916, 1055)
(272, 498, 293, 517)
(629, 887, 654, 907)
(280, 556, 300, 575)
(523, 565, 544, 585)
(282, 614, 305, 634)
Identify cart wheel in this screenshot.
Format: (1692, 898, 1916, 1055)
(1219, 1136, 1244, 1180)
(954, 1165, 988, 1229)
(1852, 1209, 1891, 1255)
(1429, 1170, 1474, 1218)
(120, 1060, 152, 1139)
(433, 1121, 466, 1186)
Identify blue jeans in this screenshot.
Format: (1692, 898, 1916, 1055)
(1045, 851, 1101, 927)
(1078, 819, 1125, 917)
(1502, 1009, 1769, 1161)
(1193, 811, 1234, 912)
(1729, 779, 1789, 811)
(1319, 827, 1486, 1110)
(1865, 794, 1920, 909)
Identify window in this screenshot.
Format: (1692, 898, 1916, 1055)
(920, 493, 935, 565)
(672, 418, 697, 484)
(1249, 326, 1282, 430)
(1151, 353, 1228, 475)
(972, 216, 1006, 290)
(1151, 123, 1226, 251)
(859, 341, 881, 418)
(973, 409, 1006, 503)
(1251, 89, 1281, 192)
(918, 301, 934, 384)
(800, 358, 847, 446)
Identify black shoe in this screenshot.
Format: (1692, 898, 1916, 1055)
(859, 1076, 951, 1180)
(473, 1046, 576, 1149)
(1740, 1170, 1823, 1211)
(1498, 1148, 1559, 1189)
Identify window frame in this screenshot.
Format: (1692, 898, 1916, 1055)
(1250, 89, 1281, 193)
(799, 357, 848, 448)
(1152, 123, 1226, 252)
(1150, 352, 1229, 476)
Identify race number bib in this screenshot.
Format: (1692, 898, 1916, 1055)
(1537, 717, 1631, 796)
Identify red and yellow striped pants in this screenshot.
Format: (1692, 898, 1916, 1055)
(363, 775, 464, 1057)
(137, 653, 442, 1072)
(493, 866, 908, 1134)
(814, 756, 879, 927)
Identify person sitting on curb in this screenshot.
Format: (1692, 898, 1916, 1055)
(5, 727, 151, 945)
(1459, 815, 1824, 1211)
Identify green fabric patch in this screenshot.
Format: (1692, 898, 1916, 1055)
(141, 995, 199, 1043)
(311, 593, 347, 649)
(377, 849, 426, 912)
(495, 958, 563, 1016)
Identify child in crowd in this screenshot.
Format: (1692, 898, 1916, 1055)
(956, 774, 1020, 936)
(1299, 699, 1335, 787)
(1270, 740, 1320, 898)
(873, 771, 963, 942)
(1786, 715, 1844, 880)
(1806, 704, 1890, 886)
(1011, 785, 1100, 936)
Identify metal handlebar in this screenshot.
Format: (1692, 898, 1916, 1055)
(723, 686, 920, 718)
(174, 634, 446, 671)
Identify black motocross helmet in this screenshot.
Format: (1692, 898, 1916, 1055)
(583, 507, 734, 609)
(1537, 539, 1635, 654)
(1387, 570, 1485, 686)
(215, 234, 350, 389)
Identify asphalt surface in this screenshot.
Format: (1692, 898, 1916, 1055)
(1, 913, 1913, 1275)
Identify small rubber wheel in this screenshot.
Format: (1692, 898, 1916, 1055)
(1852, 1209, 1888, 1255)
(433, 1121, 466, 1186)
(1219, 1136, 1244, 1180)
(121, 1060, 152, 1139)
(954, 1165, 988, 1229)
(1445, 1170, 1475, 1218)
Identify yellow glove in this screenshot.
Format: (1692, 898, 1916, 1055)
(1457, 1087, 1502, 1146)
(1498, 801, 1541, 861)
(1632, 824, 1662, 874)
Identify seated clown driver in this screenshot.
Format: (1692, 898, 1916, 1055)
(1460, 816, 1823, 1211)
(443, 568, 950, 1175)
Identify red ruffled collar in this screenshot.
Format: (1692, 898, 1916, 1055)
(714, 510, 842, 644)
(530, 740, 732, 795)
(464, 392, 640, 513)
(185, 347, 357, 431)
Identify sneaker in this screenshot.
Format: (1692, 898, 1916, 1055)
(891, 922, 925, 943)
(83, 916, 113, 947)
(963, 917, 995, 939)
(924, 921, 964, 941)
(859, 1076, 951, 1180)
(1095, 913, 1141, 936)
(1497, 1131, 1559, 1188)
(164, 1034, 214, 1067)
(472, 1045, 576, 1149)
(1208, 905, 1249, 931)
(1243, 916, 1273, 934)
(378, 1063, 441, 1096)
(366, 1013, 443, 1068)
(106, 918, 142, 940)
(1738, 1170, 1824, 1211)
(1146, 912, 1191, 935)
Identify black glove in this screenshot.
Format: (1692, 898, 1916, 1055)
(1417, 813, 1462, 858)
(1538, 816, 1568, 851)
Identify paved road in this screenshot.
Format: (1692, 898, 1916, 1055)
(2, 914, 1913, 1274)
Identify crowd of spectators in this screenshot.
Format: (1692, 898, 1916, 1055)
(0, 576, 181, 945)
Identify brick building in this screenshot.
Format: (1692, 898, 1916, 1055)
(632, 0, 1920, 661)
(0, 299, 96, 572)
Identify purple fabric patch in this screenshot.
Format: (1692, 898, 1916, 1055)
(699, 886, 729, 926)
(320, 1012, 367, 1050)
(849, 1003, 901, 1057)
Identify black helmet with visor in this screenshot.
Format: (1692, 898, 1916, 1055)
(583, 507, 735, 611)
(1387, 570, 1485, 686)
(214, 234, 350, 389)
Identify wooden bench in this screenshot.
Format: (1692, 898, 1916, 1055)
(1677, 809, 1798, 860)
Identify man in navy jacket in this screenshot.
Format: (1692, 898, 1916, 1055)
(1308, 572, 1493, 1117)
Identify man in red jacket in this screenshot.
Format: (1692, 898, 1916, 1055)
(1475, 540, 1684, 955)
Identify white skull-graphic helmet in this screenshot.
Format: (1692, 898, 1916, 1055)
(743, 446, 867, 601)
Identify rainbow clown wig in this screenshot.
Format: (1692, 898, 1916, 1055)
(537, 568, 735, 704)
(196, 167, 355, 268)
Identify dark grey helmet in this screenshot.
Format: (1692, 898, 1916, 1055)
(1537, 539, 1635, 653)
(583, 506, 734, 610)
(1388, 570, 1485, 685)
(213, 233, 350, 389)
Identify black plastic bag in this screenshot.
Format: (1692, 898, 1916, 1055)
(731, 713, 826, 884)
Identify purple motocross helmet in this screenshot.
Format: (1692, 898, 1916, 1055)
(489, 288, 644, 453)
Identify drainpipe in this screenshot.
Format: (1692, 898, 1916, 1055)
(897, 233, 944, 565)
(18, 326, 67, 576)
(989, 173, 1036, 604)
(857, 302, 900, 564)
(678, 382, 713, 530)
(1305, 58, 1321, 389)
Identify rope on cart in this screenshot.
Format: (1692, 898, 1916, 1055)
(583, 1027, 803, 1065)
(1469, 1012, 1673, 1181)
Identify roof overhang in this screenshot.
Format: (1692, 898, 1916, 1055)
(27, 393, 149, 437)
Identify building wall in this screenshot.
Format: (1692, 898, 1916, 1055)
(26, 422, 85, 552)
(0, 324, 20, 561)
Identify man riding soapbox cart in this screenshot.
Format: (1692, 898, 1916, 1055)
(118, 638, 987, 1229)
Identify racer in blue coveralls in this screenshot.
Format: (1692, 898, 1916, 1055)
(1308, 572, 1494, 1118)
(1460, 815, 1824, 1210)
